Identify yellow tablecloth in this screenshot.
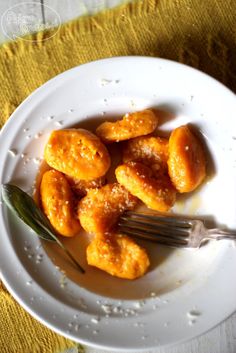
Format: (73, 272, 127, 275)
(0, 0, 235, 352)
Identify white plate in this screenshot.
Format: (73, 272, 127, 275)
(0, 57, 236, 352)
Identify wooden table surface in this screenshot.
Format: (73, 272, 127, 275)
(0, 1, 235, 353)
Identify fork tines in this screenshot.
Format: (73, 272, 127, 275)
(118, 211, 192, 247)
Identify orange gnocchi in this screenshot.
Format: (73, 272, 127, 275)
(96, 110, 158, 143)
(40, 169, 81, 237)
(115, 162, 176, 212)
(44, 129, 111, 180)
(168, 125, 206, 193)
(86, 233, 150, 279)
(66, 175, 106, 198)
(37, 109, 207, 280)
(123, 135, 169, 174)
(78, 183, 137, 234)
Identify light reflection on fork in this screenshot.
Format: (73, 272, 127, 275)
(118, 212, 236, 249)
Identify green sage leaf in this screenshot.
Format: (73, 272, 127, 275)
(2, 184, 56, 242)
(1, 184, 85, 274)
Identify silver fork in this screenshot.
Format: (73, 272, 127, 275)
(118, 212, 236, 249)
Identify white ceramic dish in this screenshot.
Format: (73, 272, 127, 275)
(0, 57, 236, 352)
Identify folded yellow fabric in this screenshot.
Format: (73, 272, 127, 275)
(0, 0, 235, 352)
(0, 0, 236, 129)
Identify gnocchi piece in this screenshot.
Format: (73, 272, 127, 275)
(44, 129, 111, 180)
(123, 135, 169, 173)
(168, 125, 206, 193)
(40, 169, 81, 237)
(115, 162, 176, 212)
(66, 175, 106, 198)
(78, 183, 137, 234)
(96, 110, 158, 143)
(87, 233, 150, 279)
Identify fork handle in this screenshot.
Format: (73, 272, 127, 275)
(206, 228, 236, 241)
